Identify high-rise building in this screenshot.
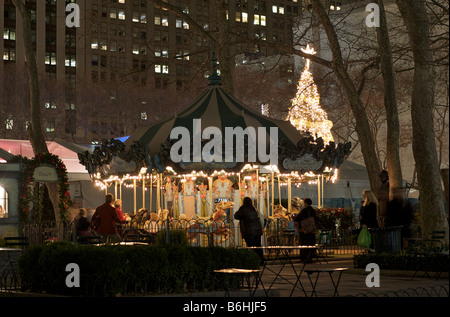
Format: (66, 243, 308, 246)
(1, 0, 305, 144)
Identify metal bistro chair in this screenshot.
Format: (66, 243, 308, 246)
(411, 230, 447, 279)
(1, 237, 29, 287)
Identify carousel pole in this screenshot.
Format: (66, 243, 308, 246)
(321, 174, 324, 207)
(287, 177, 291, 213)
(277, 174, 281, 207)
(156, 174, 160, 213)
(208, 176, 213, 216)
(266, 178, 269, 217)
(133, 178, 137, 212)
(114, 181, 117, 200)
(271, 172, 274, 216)
(317, 175, 321, 208)
(256, 169, 259, 210)
(160, 174, 164, 212)
(119, 180, 122, 200)
(149, 174, 153, 212)
(142, 175, 145, 209)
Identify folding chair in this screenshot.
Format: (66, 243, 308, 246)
(411, 231, 446, 279)
(314, 242, 329, 264)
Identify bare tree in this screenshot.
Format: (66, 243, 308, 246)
(12, 0, 61, 222)
(374, 0, 403, 197)
(396, 0, 448, 243)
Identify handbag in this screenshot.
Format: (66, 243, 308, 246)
(300, 209, 317, 234)
(90, 212, 100, 231)
(357, 227, 372, 248)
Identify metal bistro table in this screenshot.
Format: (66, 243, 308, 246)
(0, 247, 23, 288)
(243, 245, 318, 297)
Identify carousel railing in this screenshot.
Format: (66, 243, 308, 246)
(23, 221, 75, 246)
(20, 218, 364, 254)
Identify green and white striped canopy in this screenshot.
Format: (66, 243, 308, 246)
(124, 85, 319, 174)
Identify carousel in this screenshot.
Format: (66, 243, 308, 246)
(78, 52, 351, 246)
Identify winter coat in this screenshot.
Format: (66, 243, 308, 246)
(234, 205, 263, 238)
(91, 202, 126, 235)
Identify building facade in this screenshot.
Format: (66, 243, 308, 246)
(1, 0, 308, 144)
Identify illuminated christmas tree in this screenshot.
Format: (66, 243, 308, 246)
(288, 44, 334, 144)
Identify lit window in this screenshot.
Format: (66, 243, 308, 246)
(0, 186, 8, 218)
(154, 47, 161, 57)
(155, 15, 161, 25)
(141, 112, 148, 120)
(278, 6, 284, 14)
(91, 38, 98, 49)
(235, 12, 241, 22)
(45, 52, 57, 65)
(162, 48, 168, 58)
(162, 65, 169, 74)
(183, 21, 189, 29)
(3, 27, 16, 40)
(162, 16, 169, 26)
(45, 101, 57, 109)
(118, 10, 125, 20)
(140, 13, 147, 23)
(46, 120, 55, 133)
(242, 12, 248, 23)
(133, 11, 139, 22)
(261, 15, 266, 26)
(110, 8, 117, 19)
(272, 5, 277, 13)
(254, 14, 260, 25)
(133, 44, 139, 55)
(100, 40, 107, 51)
(155, 64, 161, 73)
(5, 117, 13, 130)
(119, 0, 126, 3)
(176, 19, 182, 28)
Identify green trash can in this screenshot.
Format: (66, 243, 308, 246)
(369, 226, 403, 253)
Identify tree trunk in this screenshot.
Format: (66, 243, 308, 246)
(396, 0, 448, 243)
(374, 0, 403, 199)
(216, 0, 234, 94)
(12, 0, 47, 154)
(13, 0, 61, 223)
(441, 168, 449, 218)
(311, 0, 382, 192)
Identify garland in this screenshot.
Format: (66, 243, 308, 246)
(11, 153, 71, 223)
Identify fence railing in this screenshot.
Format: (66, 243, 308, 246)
(19, 218, 363, 255)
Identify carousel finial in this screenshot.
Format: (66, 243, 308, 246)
(208, 45, 222, 86)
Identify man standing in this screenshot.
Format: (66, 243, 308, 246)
(91, 194, 126, 243)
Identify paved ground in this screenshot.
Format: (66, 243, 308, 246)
(255, 257, 448, 297)
(1, 252, 448, 298)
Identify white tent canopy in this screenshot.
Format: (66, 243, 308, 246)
(0, 138, 90, 180)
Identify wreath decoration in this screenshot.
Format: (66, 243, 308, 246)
(11, 153, 71, 223)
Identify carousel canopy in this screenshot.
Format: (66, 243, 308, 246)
(78, 57, 351, 178)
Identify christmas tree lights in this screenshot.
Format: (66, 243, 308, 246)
(288, 44, 334, 144)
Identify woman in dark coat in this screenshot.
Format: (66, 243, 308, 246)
(75, 208, 91, 238)
(293, 198, 317, 263)
(234, 197, 264, 263)
(360, 190, 379, 229)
